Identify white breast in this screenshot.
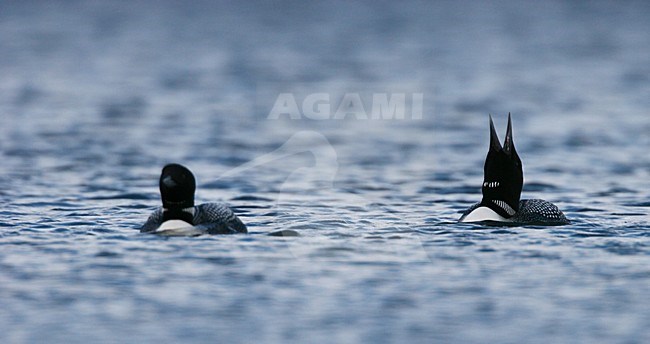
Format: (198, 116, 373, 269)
(459, 206, 511, 223)
(154, 220, 204, 236)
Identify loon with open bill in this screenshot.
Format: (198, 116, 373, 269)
(459, 114, 569, 225)
(141, 163, 247, 235)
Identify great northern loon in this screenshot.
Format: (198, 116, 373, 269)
(459, 114, 569, 225)
(141, 163, 247, 234)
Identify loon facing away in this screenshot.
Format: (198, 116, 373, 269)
(459, 114, 569, 225)
(141, 163, 247, 235)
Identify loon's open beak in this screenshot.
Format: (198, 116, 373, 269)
(503, 113, 518, 157)
(489, 114, 502, 152)
(504, 113, 513, 154)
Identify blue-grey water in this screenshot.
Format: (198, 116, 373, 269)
(1, 1, 649, 343)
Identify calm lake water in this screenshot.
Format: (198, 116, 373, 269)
(1, 1, 648, 343)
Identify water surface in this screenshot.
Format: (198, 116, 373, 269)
(0, 1, 648, 343)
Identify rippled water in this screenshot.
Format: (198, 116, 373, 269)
(1, 1, 649, 343)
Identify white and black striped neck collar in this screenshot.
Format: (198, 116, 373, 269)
(492, 200, 516, 217)
(480, 199, 518, 218)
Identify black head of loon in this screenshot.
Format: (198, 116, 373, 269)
(159, 163, 196, 224)
(480, 113, 523, 218)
